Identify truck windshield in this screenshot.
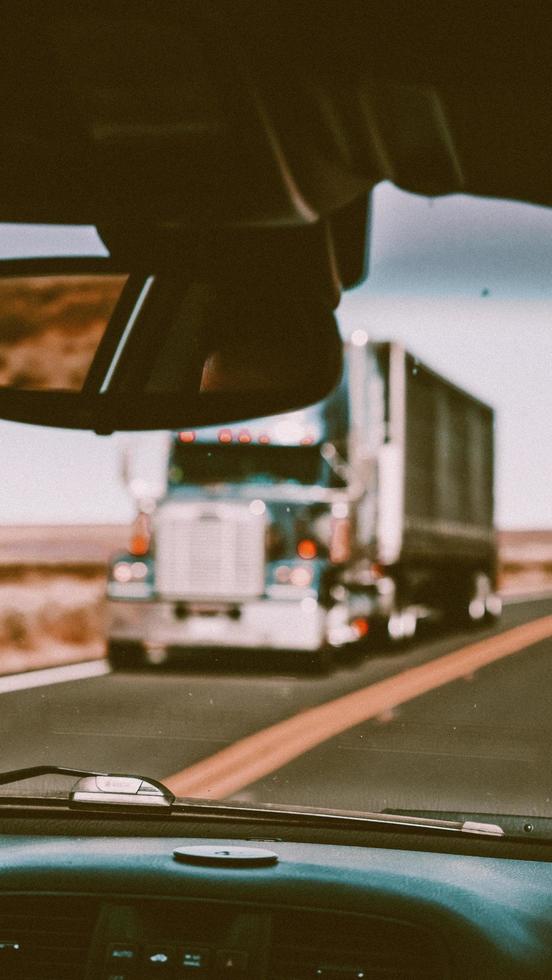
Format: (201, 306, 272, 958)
(169, 442, 332, 487)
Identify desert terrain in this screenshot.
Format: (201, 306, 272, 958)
(0, 525, 126, 675)
(0, 524, 550, 676)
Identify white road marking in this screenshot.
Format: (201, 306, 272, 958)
(0, 659, 110, 695)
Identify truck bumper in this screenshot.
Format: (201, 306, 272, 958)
(107, 597, 327, 653)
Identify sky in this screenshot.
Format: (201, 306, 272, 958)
(0, 182, 550, 528)
(339, 184, 552, 530)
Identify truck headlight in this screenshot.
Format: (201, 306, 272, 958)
(289, 566, 313, 587)
(271, 562, 315, 588)
(113, 560, 149, 583)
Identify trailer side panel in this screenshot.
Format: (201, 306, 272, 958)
(402, 351, 495, 561)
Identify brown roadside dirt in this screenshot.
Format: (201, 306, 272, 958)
(0, 567, 106, 676)
(0, 524, 127, 676)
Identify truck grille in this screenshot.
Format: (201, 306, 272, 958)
(155, 500, 266, 599)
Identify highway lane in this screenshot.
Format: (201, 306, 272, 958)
(239, 624, 552, 818)
(236, 628, 552, 817)
(0, 596, 551, 819)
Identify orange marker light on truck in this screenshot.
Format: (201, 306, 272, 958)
(130, 536, 149, 556)
(178, 431, 195, 443)
(129, 512, 151, 556)
(297, 539, 317, 560)
(218, 429, 232, 444)
(352, 617, 370, 638)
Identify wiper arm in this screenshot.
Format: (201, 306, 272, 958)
(0, 765, 175, 811)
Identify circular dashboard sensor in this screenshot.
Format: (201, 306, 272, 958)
(173, 845, 279, 867)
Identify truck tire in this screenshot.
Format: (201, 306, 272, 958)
(484, 591, 503, 622)
(447, 571, 500, 628)
(367, 606, 417, 651)
(387, 607, 418, 646)
(107, 640, 145, 671)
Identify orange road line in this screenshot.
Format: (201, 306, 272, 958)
(163, 614, 552, 801)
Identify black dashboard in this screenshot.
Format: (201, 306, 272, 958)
(1, 829, 551, 979)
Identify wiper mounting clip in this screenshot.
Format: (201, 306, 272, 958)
(0, 765, 175, 812)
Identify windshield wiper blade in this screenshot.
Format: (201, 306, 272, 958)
(384, 808, 552, 841)
(0, 765, 175, 810)
(0, 769, 506, 835)
(169, 798, 504, 837)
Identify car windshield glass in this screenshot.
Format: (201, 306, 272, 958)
(0, 188, 551, 827)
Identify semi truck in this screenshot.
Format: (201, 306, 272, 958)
(106, 333, 501, 669)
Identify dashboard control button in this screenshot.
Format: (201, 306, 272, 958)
(144, 945, 177, 971)
(107, 943, 138, 968)
(216, 948, 249, 972)
(173, 845, 278, 867)
(180, 945, 211, 970)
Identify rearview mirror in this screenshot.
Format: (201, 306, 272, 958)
(0, 259, 343, 432)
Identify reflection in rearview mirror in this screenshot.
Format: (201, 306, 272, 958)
(143, 281, 342, 398)
(0, 275, 128, 391)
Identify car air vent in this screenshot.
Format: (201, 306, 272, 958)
(269, 909, 449, 979)
(0, 896, 99, 980)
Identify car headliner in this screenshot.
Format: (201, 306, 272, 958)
(2, 2, 552, 233)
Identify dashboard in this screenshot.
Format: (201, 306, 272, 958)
(1, 826, 551, 979)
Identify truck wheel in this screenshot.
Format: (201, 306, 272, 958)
(384, 606, 418, 648)
(107, 640, 145, 671)
(484, 591, 503, 622)
(448, 572, 499, 628)
(467, 572, 492, 624)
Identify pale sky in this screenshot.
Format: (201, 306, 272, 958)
(0, 183, 550, 528)
(339, 183, 552, 529)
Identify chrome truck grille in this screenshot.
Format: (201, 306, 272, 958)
(155, 500, 266, 599)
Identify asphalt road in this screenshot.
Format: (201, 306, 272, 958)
(1, 595, 551, 820)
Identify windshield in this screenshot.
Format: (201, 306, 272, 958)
(169, 443, 333, 488)
(0, 189, 551, 828)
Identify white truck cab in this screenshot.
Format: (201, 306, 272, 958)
(106, 337, 500, 669)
